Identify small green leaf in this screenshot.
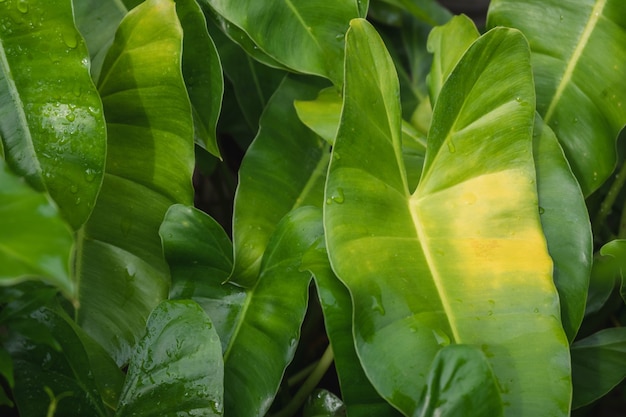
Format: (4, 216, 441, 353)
(177, 0, 224, 157)
(0, 0, 107, 229)
(0, 161, 75, 301)
(599, 239, 626, 304)
(426, 14, 479, 105)
(116, 300, 224, 416)
(571, 327, 626, 409)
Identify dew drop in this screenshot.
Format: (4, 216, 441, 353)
(16, 0, 28, 13)
(371, 295, 385, 315)
(335, 33, 344, 41)
(331, 187, 345, 204)
(538, 206, 545, 214)
(66, 112, 75, 122)
(447, 140, 456, 153)
(61, 29, 78, 48)
(70, 184, 78, 194)
(84, 168, 96, 182)
(432, 329, 450, 347)
(326, 197, 332, 205)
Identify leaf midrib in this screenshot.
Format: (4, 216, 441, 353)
(543, 0, 606, 123)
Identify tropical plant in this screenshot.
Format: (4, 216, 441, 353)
(1, 0, 625, 416)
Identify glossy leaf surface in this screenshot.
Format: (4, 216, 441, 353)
(533, 116, 592, 341)
(303, 237, 401, 417)
(0, 0, 107, 229)
(598, 239, 626, 303)
(203, 0, 362, 85)
(6, 307, 109, 417)
(571, 327, 626, 409)
(414, 345, 503, 417)
(488, 0, 626, 195)
(325, 19, 570, 415)
(0, 161, 75, 300)
(116, 300, 223, 416)
(77, 0, 194, 366)
(231, 77, 329, 286)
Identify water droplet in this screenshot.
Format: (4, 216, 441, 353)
(559, 15, 564, 22)
(326, 197, 332, 205)
(432, 329, 450, 347)
(66, 112, 75, 122)
(16, 0, 28, 13)
(333, 152, 341, 160)
(331, 187, 345, 204)
(84, 168, 96, 182)
(61, 29, 77, 48)
(487, 310, 493, 316)
(447, 140, 456, 153)
(515, 96, 521, 102)
(70, 184, 78, 194)
(87, 105, 100, 115)
(533, 308, 539, 313)
(538, 206, 545, 214)
(335, 33, 344, 41)
(371, 295, 385, 315)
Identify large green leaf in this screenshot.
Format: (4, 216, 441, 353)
(0, 160, 75, 301)
(115, 300, 223, 416)
(488, 0, 626, 195)
(571, 327, 626, 409)
(414, 345, 503, 417)
(325, 19, 570, 415)
(202, 0, 362, 85)
(161, 205, 323, 417)
(0, 0, 107, 229)
(303, 237, 401, 417)
(77, 0, 194, 366)
(231, 76, 330, 287)
(533, 116, 592, 342)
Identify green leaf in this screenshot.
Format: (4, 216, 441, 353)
(72, 0, 127, 81)
(231, 76, 330, 287)
(488, 0, 626, 195)
(426, 14, 479, 105)
(115, 300, 223, 416)
(571, 327, 626, 409)
(303, 238, 401, 417)
(77, 0, 195, 366)
(325, 19, 570, 415)
(533, 115, 592, 342)
(176, 0, 224, 157)
(0, 0, 107, 230)
(294, 87, 343, 144)
(0, 160, 75, 300)
(203, 0, 362, 85)
(414, 345, 504, 417)
(5, 307, 109, 417)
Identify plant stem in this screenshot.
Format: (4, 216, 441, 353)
(271, 345, 335, 417)
(595, 162, 626, 236)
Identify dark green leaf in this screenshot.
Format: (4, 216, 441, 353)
(302, 389, 345, 417)
(571, 327, 626, 409)
(77, 0, 195, 366)
(0, 0, 107, 229)
(115, 300, 223, 417)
